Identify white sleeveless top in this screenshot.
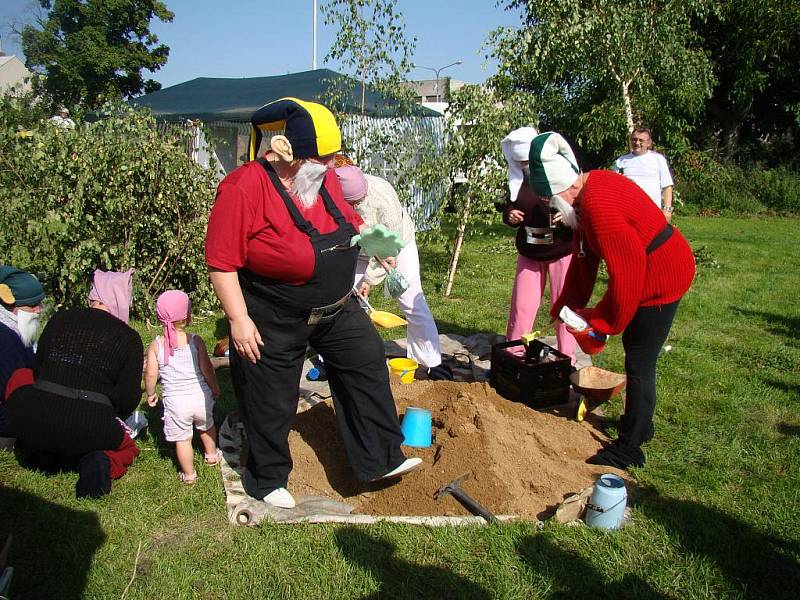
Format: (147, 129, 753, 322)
(156, 334, 211, 400)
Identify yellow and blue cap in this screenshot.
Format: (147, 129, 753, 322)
(249, 97, 341, 161)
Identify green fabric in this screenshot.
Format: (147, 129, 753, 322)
(529, 132, 555, 196)
(131, 69, 438, 121)
(0, 266, 45, 306)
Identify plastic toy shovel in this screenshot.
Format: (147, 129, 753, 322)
(353, 287, 408, 329)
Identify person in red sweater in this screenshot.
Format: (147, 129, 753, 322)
(528, 132, 695, 468)
(205, 98, 420, 509)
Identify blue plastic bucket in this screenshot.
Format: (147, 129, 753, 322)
(400, 407, 432, 448)
(585, 474, 627, 530)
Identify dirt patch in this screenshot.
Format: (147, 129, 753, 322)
(287, 381, 626, 520)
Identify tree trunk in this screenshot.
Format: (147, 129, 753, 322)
(444, 193, 472, 297)
(359, 3, 366, 117)
(621, 79, 635, 133)
(360, 74, 366, 117)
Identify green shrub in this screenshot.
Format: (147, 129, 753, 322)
(0, 97, 218, 315)
(679, 159, 763, 215)
(677, 154, 800, 215)
(747, 166, 800, 213)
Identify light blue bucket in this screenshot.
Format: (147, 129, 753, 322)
(400, 407, 432, 448)
(585, 474, 627, 530)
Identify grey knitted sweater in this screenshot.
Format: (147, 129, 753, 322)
(356, 174, 417, 286)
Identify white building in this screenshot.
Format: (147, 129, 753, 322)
(404, 78, 468, 104)
(0, 50, 32, 95)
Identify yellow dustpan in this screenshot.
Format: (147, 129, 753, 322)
(353, 288, 408, 329)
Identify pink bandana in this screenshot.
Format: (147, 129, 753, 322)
(155, 290, 191, 367)
(334, 165, 368, 204)
(87, 269, 135, 324)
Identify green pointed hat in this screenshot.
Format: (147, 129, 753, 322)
(528, 132, 580, 196)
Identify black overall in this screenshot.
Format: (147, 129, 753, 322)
(230, 160, 406, 499)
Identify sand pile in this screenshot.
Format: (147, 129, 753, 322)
(287, 381, 624, 520)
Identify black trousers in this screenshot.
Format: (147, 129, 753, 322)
(230, 296, 406, 500)
(617, 300, 681, 461)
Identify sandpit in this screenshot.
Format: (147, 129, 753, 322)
(284, 380, 624, 521)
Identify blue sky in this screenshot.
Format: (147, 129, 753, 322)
(1, 1, 522, 89)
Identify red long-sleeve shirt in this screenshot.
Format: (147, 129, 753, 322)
(205, 161, 363, 284)
(551, 170, 695, 335)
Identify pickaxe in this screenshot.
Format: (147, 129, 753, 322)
(434, 473, 498, 524)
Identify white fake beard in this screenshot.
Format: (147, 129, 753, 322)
(293, 160, 328, 208)
(550, 194, 579, 229)
(16, 309, 41, 348)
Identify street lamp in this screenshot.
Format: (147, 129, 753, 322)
(412, 60, 462, 103)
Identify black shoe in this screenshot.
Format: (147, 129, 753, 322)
(427, 364, 454, 381)
(76, 451, 112, 499)
(586, 443, 644, 469)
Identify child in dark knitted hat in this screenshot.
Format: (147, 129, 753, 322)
(144, 290, 221, 484)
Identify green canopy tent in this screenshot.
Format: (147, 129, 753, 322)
(131, 68, 437, 122)
(132, 69, 445, 224)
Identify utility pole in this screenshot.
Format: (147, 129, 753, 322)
(312, 0, 318, 70)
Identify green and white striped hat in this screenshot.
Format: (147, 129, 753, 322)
(528, 132, 580, 196)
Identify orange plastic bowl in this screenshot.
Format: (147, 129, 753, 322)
(570, 366, 626, 403)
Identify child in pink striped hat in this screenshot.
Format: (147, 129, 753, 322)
(143, 290, 221, 484)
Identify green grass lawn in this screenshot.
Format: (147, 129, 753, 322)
(1, 215, 799, 599)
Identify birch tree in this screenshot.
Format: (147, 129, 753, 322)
(322, 0, 415, 116)
(414, 85, 538, 296)
(490, 0, 715, 160)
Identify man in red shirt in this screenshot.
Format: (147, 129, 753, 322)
(528, 132, 695, 469)
(205, 98, 421, 508)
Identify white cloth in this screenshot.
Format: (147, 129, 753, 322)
(355, 241, 442, 369)
(501, 127, 538, 201)
(613, 151, 673, 207)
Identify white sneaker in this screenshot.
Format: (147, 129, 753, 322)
(373, 457, 423, 481)
(263, 487, 296, 509)
(123, 411, 148, 439)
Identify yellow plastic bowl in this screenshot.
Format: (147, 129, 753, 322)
(388, 358, 419, 384)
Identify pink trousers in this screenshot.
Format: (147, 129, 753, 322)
(506, 253, 577, 364)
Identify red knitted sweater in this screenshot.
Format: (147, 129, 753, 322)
(550, 170, 695, 335)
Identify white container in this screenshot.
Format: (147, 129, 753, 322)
(585, 474, 627, 530)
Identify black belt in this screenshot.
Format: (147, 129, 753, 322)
(646, 224, 673, 255)
(32, 379, 113, 408)
(524, 226, 554, 245)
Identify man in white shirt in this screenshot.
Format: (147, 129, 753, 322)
(49, 108, 76, 130)
(613, 128, 674, 222)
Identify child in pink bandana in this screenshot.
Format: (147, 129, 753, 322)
(144, 290, 221, 484)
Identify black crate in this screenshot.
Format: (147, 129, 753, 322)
(490, 339, 572, 408)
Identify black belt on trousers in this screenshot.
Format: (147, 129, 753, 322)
(646, 224, 673, 255)
(32, 379, 113, 408)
